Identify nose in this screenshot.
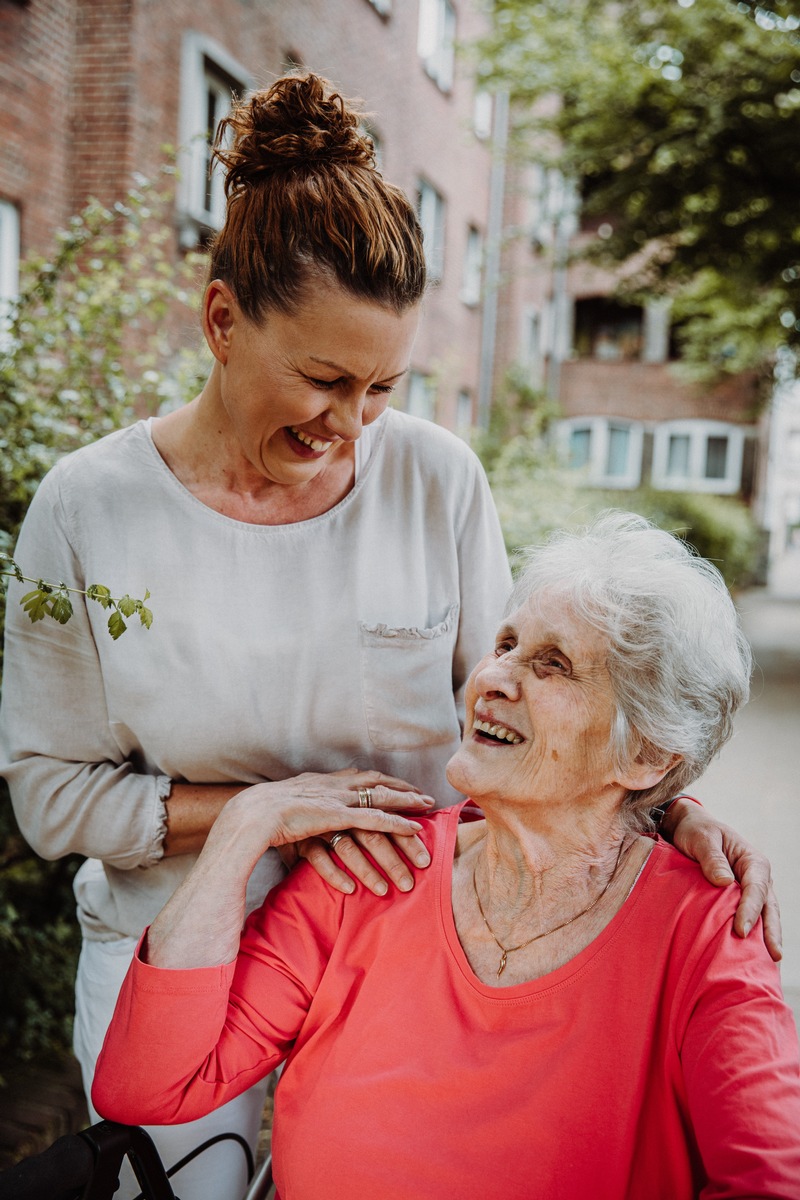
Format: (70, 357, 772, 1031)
(322, 391, 367, 442)
(473, 653, 522, 703)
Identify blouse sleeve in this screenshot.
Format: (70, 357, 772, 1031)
(92, 866, 341, 1125)
(0, 469, 170, 868)
(678, 915, 800, 1196)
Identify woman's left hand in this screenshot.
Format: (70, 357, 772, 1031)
(278, 770, 433, 896)
(661, 797, 782, 961)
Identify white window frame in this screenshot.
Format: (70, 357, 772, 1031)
(417, 179, 446, 283)
(558, 417, 644, 490)
(407, 370, 437, 421)
(0, 199, 20, 342)
(177, 33, 252, 247)
(461, 225, 483, 307)
(651, 420, 746, 495)
(473, 90, 493, 140)
(418, 0, 456, 92)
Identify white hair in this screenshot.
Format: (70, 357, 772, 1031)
(509, 511, 752, 827)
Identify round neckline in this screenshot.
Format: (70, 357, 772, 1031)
(137, 410, 390, 532)
(436, 804, 658, 1002)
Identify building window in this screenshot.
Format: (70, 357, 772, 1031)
(407, 371, 437, 421)
(559, 417, 643, 489)
(178, 33, 252, 247)
(417, 180, 446, 283)
(652, 420, 746, 495)
(461, 226, 483, 307)
(456, 389, 473, 435)
(473, 90, 493, 140)
(0, 199, 20, 330)
(0, 199, 20, 347)
(418, 0, 456, 92)
(573, 297, 644, 362)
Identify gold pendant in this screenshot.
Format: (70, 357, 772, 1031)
(497, 951, 507, 978)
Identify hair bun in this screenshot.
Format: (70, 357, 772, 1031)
(215, 73, 375, 193)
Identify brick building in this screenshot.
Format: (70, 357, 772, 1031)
(0, 0, 773, 523)
(1, 0, 499, 431)
(494, 162, 766, 508)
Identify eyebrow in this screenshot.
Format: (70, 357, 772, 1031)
(307, 356, 408, 382)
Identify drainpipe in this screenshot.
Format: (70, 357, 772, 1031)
(477, 90, 509, 431)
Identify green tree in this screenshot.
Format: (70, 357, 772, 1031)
(478, 0, 800, 377)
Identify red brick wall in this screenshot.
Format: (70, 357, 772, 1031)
(0, 0, 76, 252)
(70, 0, 134, 212)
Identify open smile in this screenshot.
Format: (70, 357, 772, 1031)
(286, 426, 334, 457)
(472, 717, 524, 745)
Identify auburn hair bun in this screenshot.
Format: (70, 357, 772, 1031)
(215, 73, 376, 195)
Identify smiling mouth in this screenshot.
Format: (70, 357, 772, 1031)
(472, 719, 524, 745)
(288, 427, 333, 454)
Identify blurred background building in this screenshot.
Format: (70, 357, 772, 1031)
(1, 0, 793, 560)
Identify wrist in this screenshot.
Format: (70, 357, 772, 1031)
(657, 794, 701, 838)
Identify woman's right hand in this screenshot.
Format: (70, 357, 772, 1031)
(146, 770, 432, 971)
(274, 770, 436, 896)
(212, 768, 433, 876)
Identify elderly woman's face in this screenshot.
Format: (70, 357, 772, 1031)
(447, 592, 627, 813)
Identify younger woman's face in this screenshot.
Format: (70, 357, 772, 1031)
(205, 279, 420, 487)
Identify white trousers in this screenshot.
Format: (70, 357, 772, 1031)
(73, 936, 269, 1200)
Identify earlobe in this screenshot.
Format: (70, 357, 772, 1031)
(618, 751, 683, 793)
(202, 280, 237, 365)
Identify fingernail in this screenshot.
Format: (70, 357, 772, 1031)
(343, 880, 355, 894)
(415, 851, 431, 867)
(741, 920, 752, 937)
(397, 877, 413, 892)
(374, 881, 388, 896)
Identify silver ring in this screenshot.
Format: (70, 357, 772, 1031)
(329, 831, 347, 851)
(357, 787, 373, 808)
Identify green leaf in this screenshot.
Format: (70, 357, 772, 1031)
(107, 610, 127, 640)
(138, 605, 153, 630)
(49, 593, 74, 625)
(20, 589, 53, 623)
(117, 594, 137, 618)
(86, 584, 112, 609)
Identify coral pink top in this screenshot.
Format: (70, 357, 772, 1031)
(94, 805, 800, 1199)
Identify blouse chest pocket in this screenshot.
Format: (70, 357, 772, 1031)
(358, 603, 461, 752)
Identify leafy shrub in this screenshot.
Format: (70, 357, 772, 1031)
(0, 175, 206, 1070)
(0, 786, 83, 1069)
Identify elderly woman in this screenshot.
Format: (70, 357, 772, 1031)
(93, 512, 800, 1198)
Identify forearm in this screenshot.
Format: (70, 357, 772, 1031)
(147, 797, 262, 968)
(162, 781, 246, 857)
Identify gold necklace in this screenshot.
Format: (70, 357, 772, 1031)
(472, 838, 629, 979)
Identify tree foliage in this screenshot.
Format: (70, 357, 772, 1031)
(0, 171, 208, 541)
(478, 0, 800, 375)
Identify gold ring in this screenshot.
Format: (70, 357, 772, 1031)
(357, 787, 373, 808)
(329, 832, 347, 850)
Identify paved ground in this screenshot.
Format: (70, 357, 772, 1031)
(690, 547, 800, 1028)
